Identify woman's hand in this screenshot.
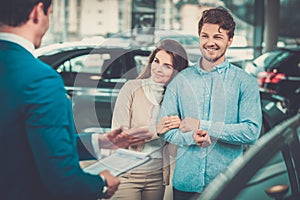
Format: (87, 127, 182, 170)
(99, 127, 152, 149)
(156, 115, 181, 135)
(179, 116, 200, 132)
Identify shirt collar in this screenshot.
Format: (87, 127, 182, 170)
(193, 57, 230, 75)
(0, 33, 35, 56)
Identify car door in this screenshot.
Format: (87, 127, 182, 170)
(199, 114, 300, 200)
(55, 48, 150, 132)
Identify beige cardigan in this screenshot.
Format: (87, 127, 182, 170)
(112, 79, 171, 185)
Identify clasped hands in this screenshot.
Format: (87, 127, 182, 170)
(156, 116, 211, 148)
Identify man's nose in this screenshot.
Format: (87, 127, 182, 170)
(206, 37, 216, 45)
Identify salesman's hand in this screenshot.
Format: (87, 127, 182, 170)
(193, 129, 211, 148)
(100, 127, 152, 149)
(179, 116, 200, 132)
(156, 115, 181, 135)
(99, 170, 120, 199)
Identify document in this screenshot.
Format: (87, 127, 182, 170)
(83, 148, 151, 176)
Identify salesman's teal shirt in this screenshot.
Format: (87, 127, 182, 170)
(159, 59, 262, 192)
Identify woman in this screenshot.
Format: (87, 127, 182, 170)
(111, 39, 189, 200)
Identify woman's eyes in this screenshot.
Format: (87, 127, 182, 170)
(153, 58, 173, 69)
(153, 59, 173, 69)
(164, 64, 173, 69)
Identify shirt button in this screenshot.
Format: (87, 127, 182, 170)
(205, 113, 208, 116)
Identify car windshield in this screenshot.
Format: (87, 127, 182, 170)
(253, 50, 290, 69)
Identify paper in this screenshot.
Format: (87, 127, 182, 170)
(83, 148, 151, 176)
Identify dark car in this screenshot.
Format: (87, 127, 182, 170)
(36, 42, 151, 132)
(199, 114, 300, 200)
(245, 47, 300, 133)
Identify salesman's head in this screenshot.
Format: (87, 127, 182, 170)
(0, 0, 52, 48)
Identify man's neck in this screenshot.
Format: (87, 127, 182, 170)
(0, 28, 35, 55)
(200, 58, 225, 72)
(0, 24, 35, 48)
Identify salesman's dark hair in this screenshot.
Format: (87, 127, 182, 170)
(0, 0, 52, 27)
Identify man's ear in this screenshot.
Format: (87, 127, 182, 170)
(227, 37, 233, 47)
(29, 2, 45, 24)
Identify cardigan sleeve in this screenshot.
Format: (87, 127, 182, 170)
(112, 81, 136, 129)
(112, 80, 162, 144)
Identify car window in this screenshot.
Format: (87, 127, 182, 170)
(101, 57, 125, 79)
(133, 55, 148, 75)
(275, 51, 300, 76)
(57, 53, 111, 74)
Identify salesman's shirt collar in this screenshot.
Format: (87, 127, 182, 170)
(0, 32, 35, 56)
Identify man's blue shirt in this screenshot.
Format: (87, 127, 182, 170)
(159, 59, 262, 192)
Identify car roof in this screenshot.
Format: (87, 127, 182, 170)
(276, 46, 300, 53)
(35, 41, 150, 57)
(153, 30, 199, 43)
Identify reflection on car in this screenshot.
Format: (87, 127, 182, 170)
(36, 42, 151, 132)
(200, 114, 300, 200)
(245, 47, 300, 134)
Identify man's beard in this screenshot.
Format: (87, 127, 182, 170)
(201, 43, 228, 64)
(202, 48, 226, 63)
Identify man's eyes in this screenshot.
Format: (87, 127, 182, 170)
(215, 36, 223, 39)
(200, 34, 224, 39)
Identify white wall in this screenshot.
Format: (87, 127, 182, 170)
(80, 0, 119, 36)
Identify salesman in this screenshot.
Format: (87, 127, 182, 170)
(0, 1, 151, 200)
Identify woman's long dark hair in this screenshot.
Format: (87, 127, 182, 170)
(137, 39, 189, 82)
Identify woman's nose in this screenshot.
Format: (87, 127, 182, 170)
(154, 63, 164, 72)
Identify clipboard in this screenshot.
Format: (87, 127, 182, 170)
(83, 148, 151, 176)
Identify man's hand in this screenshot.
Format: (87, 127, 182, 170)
(179, 116, 200, 132)
(99, 170, 120, 199)
(193, 129, 211, 148)
(156, 115, 181, 135)
(99, 127, 152, 149)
